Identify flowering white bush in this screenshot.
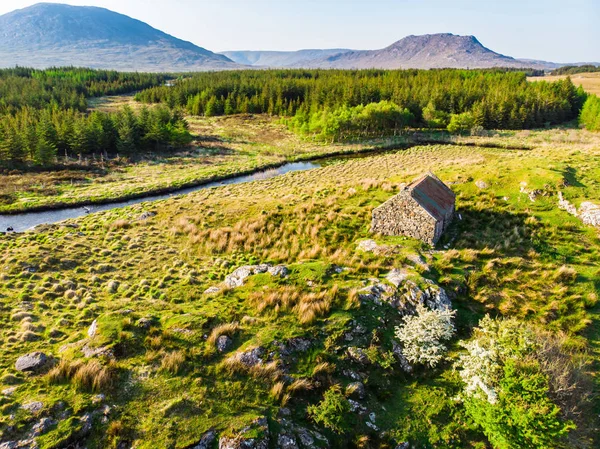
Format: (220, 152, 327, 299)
(455, 315, 535, 404)
(394, 303, 456, 367)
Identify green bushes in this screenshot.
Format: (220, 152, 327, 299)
(455, 316, 577, 448)
(289, 100, 415, 141)
(307, 385, 354, 434)
(447, 112, 476, 134)
(579, 95, 600, 131)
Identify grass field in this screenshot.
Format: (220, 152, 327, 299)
(1, 120, 599, 447)
(529, 72, 600, 96)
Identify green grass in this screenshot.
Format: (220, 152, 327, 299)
(0, 122, 599, 448)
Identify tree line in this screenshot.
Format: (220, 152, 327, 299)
(135, 69, 586, 140)
(0, 67, 168, 114)
(0, 105, 192, 166)
(0, 68, 193, 167)
(552, 65, 600, 75)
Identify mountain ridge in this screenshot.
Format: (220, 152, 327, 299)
(0, 2, 241, 72)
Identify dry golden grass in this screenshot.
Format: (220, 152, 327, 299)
(528, 73, 600, 96)
(48, 359, 114, 392)
(160, 350, 186, 375)
(206, 322, 240, 346)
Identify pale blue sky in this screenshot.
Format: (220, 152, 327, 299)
(2, 0, 599, 62)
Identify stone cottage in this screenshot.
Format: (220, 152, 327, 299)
(371, 172, 455, 245)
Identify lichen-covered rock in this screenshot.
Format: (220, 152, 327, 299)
(358, 281, 394, 305)
(277, 433, 299, 449)
(204, 286, 221, 294)
(31, 417, 56, 436)
(216, 335, 233, 353)
(357, 239, 381, 253)
(386, 268, 409, 287)
(579, 202, 600, 227)
(236, 347, 266, 367)
(475, 180, 489, 189)
(21, 401, 44, 414)
(558, 192, 578, 216)
(15, 352, 49, 372)
(223, 263, 286, 289)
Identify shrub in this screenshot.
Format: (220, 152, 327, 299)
(456, 316, 577, 448)
(463, 359, 574, 449)
(394, 303, 456, 367)
(447, 112, 476, 134)
(308, 385, 353, 434)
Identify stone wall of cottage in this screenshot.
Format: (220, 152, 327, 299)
(370, 192, 438, 245)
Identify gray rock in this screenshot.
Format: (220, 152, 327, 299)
(88, 319, 98, 338)
(267, 265, 289, 277)
(395, 444, 410, 449)
(358, 281, 394, 305)
(348, 399, 368, 415)
(392, 341, 413, 373)
(191, 429, 217, 449)
(204, 286, 221, 294)
(82, 344, 114, 358)
(357, 239, 380, 253)
(475, 180, 489, 189)
(580, 202, 600, 227)
(224, 265, 272, 289)
(137, 317, 154, 329)
(22, 401, 44, 413)
(386, 268, 409, 287)
(80, 412, 94, 434)
(237, 347, 265, 367)
(295, 428, 315, 448)
(138, 211, 157, 221)
(216, 335, 233, 353)
(15, 352, 49, 372)
(277, 434, 299, 449)
(346, 382, 366, 400)
(31, 417, 56, 436)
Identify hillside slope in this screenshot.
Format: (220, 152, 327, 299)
(0, 3, 240, 72)
(220, 49, 350, 67)
(297, 34, 544, 69)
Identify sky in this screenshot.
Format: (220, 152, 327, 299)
(1, 0, 599, 62)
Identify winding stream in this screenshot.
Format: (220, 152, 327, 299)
(0, 160, 333, 233)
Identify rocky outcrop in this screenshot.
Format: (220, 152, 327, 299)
(216, 335, 233, 353)
(207, 264, 289, 293)
(558, 192, 600, 228)
(579, 202, 600, 227)
(359, 270, 451, 315)
(189, 429, 217, 449)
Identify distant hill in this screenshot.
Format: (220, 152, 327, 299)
(220, 49, 350, 68)
(0, 3, 241, 72)
(295, 34, 548, 70)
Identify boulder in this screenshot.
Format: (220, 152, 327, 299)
(277, 434, 299, 449)
(386, 268, 409, 287)
(475, 180, 489, 189)
(204, 286, 221, 294)
(237, 347, 266, 367)
(224, 264, 271, 289)
(15, 352, 50, 372)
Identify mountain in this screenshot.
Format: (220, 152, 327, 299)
(220, 49, 350, 68)
(0, 3, 240, 72)
(294, 34, 546, 69)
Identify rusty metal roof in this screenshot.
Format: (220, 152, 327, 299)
(408, 173, 455, 221)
